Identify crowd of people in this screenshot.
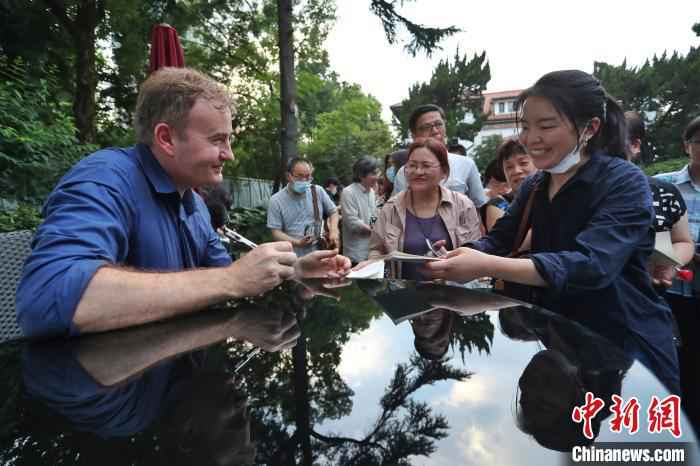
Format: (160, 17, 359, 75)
(14, 66, 699, 421)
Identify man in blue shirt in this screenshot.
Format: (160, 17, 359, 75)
(16, 68, 349, 338)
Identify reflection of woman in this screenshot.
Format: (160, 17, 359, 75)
(410, 308, 455, 360)
(366, 138, 481, 279)
(498, 307, 633, 451)
(425, 70, 679, 389)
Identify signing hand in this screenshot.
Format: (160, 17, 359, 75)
(228, 242, 297, 297)
(294, 249, 351, 279)
(421, 247, 491, 282)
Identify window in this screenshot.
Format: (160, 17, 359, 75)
(498, 102, 505, 114)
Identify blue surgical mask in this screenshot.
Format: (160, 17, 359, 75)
(386, 166, 396, 183)
(291, 180, 311, 194)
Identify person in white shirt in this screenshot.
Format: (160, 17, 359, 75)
(393, 104, 487, 208)
(340, 157, 379, 264)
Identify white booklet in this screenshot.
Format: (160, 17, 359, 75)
(347, 260, 385, 279)
(374, 250, 442, 263)
(650, 230, 682, 267)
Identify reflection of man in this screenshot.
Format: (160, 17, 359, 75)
(393, 104, 487, 207)
(267, 158, 340, 256)
(16, 68, 349, 338)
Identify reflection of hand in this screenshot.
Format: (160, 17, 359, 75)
(295, 249, 351, 279)
(421, 247, 490, 282)
(296, 277, 352, 301)
(651, 264, 675, 288)
(227, 307, 300, 351)
(229, 242, 297, 297)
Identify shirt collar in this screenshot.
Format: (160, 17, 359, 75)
(136, 144, 195, 215)
(677, 165, 693, 184)
(136, 143, 178, 195)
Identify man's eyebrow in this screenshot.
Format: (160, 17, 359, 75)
(208, 132, 230, 139)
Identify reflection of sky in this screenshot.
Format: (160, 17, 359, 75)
(317, 310, 696, 465)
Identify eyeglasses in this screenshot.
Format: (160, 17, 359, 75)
(291, 174, 313, 182)
(405, 162, 441, 173)
(687, 139, 700, 146)
(416, 120, 445, 133)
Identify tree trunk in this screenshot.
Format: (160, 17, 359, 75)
(73, 0, 98, 144)
(44, 0, 99, 144)
(276, 0, 298, 192)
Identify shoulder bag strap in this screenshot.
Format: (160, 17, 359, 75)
(310, 184, 321, 223)
(509, 181, 540, 258)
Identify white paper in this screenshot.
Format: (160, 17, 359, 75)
(347, 260, 385, 279)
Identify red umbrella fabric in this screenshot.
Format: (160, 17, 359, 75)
(149, 23, 185, 74)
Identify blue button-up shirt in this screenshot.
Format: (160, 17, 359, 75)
(471, 154, 679, 391)
(16, 144, 232, 337)
(654, 165, 700, 298)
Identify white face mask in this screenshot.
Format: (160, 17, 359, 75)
(544, 124, 590, 175)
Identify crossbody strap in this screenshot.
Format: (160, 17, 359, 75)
(509, 181, 540, 257)
(310, 184, 321, 223)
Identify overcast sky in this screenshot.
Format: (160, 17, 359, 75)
(326, 0, 700, 122)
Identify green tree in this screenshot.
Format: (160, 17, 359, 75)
(369, 0, 460, 57)
(595, 23, 700, 163)
(0, 59, 95, 204)
(470, 134, 503, 173)
(396, 50, 490, 142)
(303, 86, 394, 184)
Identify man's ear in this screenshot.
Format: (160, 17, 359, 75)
(154, 123, 177, 157)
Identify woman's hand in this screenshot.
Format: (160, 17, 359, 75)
(422, 247, 492, 282)
(650, 264, 675, 288)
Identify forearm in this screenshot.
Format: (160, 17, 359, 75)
(672, 241, 696, 266)
(327, 212, 340, 235)
(271, 229, 298, 243)
(73, 265, 239, 334)
(486, 255, 548, 287)
(76, 308, 238, 386)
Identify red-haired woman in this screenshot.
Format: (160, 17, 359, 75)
(363, 137, 481, 279)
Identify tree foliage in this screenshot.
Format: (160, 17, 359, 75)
(0, 58, 95, 204)
(469, 134, 503, 173)
(302, 84, 394, 184)
(396, 50, 490, 142)
(369, 0, 460, 57)
(595, 25, 700, 164)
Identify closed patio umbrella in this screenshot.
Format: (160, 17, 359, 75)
(148, 23, 185, 74)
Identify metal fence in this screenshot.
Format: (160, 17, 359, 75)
(221, 177, 274, 209)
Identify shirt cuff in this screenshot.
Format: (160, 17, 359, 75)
(60, 259, 109, 337)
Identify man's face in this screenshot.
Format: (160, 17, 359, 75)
(287, 162, 313, 184)
(684, 130, 700, 167)
(412, 111, 446, 144)
(169, 99, 234, 192)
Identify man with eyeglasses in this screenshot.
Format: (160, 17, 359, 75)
(393, 104, 487, 208)
(267, 157, 340, 257)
